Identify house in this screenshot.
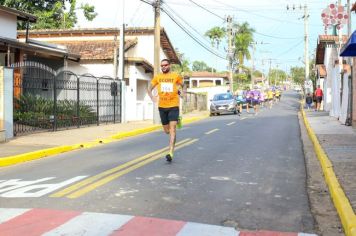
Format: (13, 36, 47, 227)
(0, 6, 84, 140)
(17, 27, 180, 121)
(315, 34, 351, 124)
(184, 71, 230, 109)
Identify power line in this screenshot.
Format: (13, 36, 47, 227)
(138, 0, 154, 6)
(162, 2, 212, 45)
(276, 39, 304, 58)
(161, 6, 227, 60)
(254, 31, 303, 40)
(187, 0, 226, 21)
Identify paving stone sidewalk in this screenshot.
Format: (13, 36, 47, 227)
(305, 110, 356, 214)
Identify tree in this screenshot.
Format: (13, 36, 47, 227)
(0, 0, 97, 29)
(290, 66, 305, 86)
(171, 48, 191, 76)
(233, 22, 255, 71)
(192, 61, 213, 72)
(205, 26, 225, 73)
(252, 70, 263, 78)
(268, 69, 287, 85)
(204, 27, 225, 49)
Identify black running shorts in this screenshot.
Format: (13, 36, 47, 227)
(159, 107, 179, 125)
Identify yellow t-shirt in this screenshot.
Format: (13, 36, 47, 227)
(151, 72, 183, 108)
(267, 90, 273, 99)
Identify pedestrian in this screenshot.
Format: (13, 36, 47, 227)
(147, 59, 183, 162)
(244, 88, 252, 113)
(305, 93, 313, 110)
(314, 85, 323, 111)
(251, 86, 261, 115)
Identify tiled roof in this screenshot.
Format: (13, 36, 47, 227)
(17, 27, 180, 64)
(189, 71, 229, 79)
(0, 5, 36, 22)
(318, 35, 348, 43)
(50, 39, 137, 60)
(126, 57, 153, 73)
(316, 65, 327, 77)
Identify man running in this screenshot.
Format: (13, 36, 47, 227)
(147, 59, 183, 162)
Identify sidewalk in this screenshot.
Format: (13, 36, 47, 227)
(0, 110, 209, 159)
(303, 109, 356, 235)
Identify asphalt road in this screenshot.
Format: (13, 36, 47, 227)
(0, 91, 314, 233)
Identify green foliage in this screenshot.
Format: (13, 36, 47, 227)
(171, 48, 191, 75)
(268, 69, 287, 85)
(192, 61, 213, 72)
(290, 66, 305, 85)
(0, 0, 97, 29)
(205, 27, 226, 49)
(233, 22, 255, 68)
(14, 93, 96, 128)
(252, 70, 263, 78)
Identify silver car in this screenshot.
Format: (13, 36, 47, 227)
(210, 93, 237, 116)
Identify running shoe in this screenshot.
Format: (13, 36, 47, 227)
(166, 153, 173, 162)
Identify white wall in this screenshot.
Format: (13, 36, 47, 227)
(125, 65, 153, 121)
(0, 13, 17, 39)
(67, 61, 114, 78)
(187, 86, 230, 108)
(126, 35, 168, 65)
(324, 47, 335, 112)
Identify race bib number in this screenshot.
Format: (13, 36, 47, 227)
(161, 83, 173, 92)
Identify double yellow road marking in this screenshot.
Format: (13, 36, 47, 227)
(51, 138, 197, 199)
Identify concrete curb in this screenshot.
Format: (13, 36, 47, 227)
(301, 106, 356, 236)
(0, 115, 208, 167)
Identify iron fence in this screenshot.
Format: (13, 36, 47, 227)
(12, 62, 121, 136)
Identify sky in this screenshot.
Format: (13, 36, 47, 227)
(75, 0, 356, 75)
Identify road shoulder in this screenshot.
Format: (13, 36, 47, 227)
(299, 112, 344, 236)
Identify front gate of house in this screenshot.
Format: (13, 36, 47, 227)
(11, 62, 121, 136)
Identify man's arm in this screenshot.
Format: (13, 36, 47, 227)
(147, 83, 158, 103)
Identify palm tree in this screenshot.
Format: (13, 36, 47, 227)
(233, 22, 255, 72)
(205, 27, 225, 73)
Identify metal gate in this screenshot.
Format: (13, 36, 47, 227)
(11, 61, 121, 136)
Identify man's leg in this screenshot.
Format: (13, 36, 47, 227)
(168, 121, 177, 155)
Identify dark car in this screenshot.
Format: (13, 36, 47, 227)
(210, 93, 237, 116)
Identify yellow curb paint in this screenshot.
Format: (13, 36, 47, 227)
(66, 139, 198, 199)
(0, 114, 208, 168)
(110, 125, 161, 139)
(50, 138, 192, 198)
(0, 146, 78, 167)
(301, 104, 356, 236)
(205, 129, 219, 135)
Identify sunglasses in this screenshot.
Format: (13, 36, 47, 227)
(161, 64, 169, 67)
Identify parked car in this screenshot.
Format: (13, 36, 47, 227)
(210, 93, 237, 116)
(294, 86, 302, 92)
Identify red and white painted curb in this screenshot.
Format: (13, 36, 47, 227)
(0, 208, 317, 236)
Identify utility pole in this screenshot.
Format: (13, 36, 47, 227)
(287, 3, 310, 93)
(227, 15, 233, 93)
(303, 3, 310, 93)
(251, 42, 256, 86)
(119, 0, 126, 123)
(268, 59, 272, 86)
(153, 0, 161, 124)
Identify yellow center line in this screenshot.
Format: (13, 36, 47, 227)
(50, 138, 192, 198)
(227, 122, 235, 126)
(205, 129, 219, 135)
(66, 139, 198, 199)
